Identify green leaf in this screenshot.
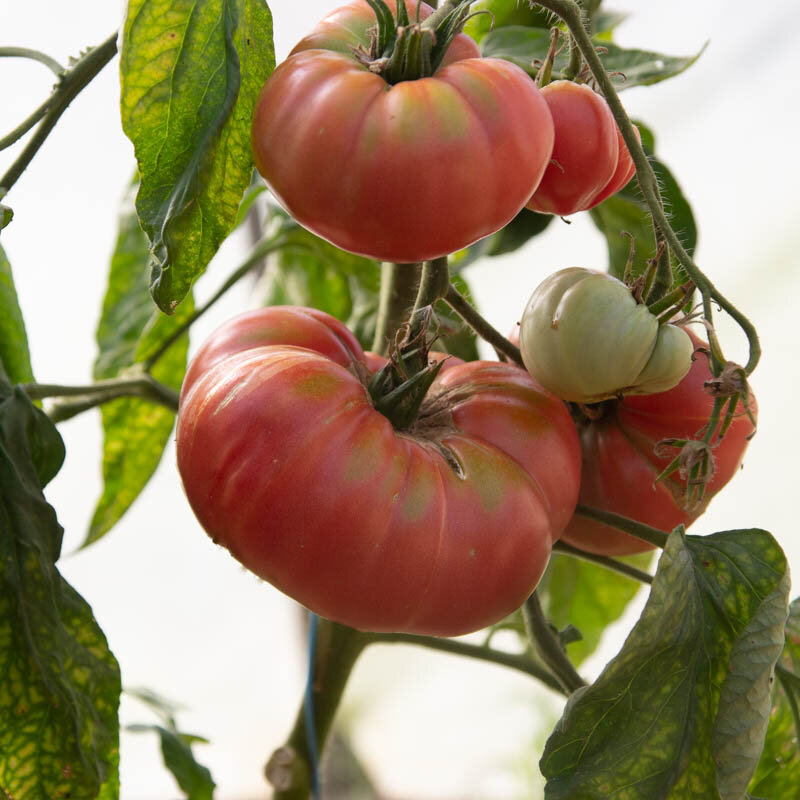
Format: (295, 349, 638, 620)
(590, 121, 696, 285)
(482, 26, 705, 88)
(120, 0, 275, 313)
(541, 528, 789, 800)
(749, 598, 800, 797)
(538, 551, 654, 666)
(463, 0, 552, 44)
(0, 243, 34, 384)
(434, 273, 479, 362)
(0, 379, 120, 799)
(0, 203, 12, 231)
(127, 691, 215, 800)
(88, 180, 193, 547)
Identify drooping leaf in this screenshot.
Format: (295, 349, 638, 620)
(0, 379, 121, 799)
(88, 180, 193, 547)
(590, 121, 696, 286)
(482, 26, 705, 88)
(541, 528, 789, 800)
(120, 0, 275, 313)
(538, 551, 654, 666)
(0, 243, 34, 384)
(749, 597, 800, 797)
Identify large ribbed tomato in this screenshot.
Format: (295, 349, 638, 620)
(251, 1, 554, 262)
(526, 80, 638, 216)
(176, 307, 581, 636)
(561, 337, 757, 555)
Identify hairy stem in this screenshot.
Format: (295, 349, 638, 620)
(371, 263, 421, 354)
(444, 284, 523, 366)
(0, 94, 54, 152)
(574, 503, 669, 549)
(552, 540, 654, 584)
(533, 0, 760, 375)
(523, 590, 586, 694)
(0, 32, 118, 193)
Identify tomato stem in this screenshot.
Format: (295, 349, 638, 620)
(573, 504, 670, 548)
(444, 284, 524, 366)
(522, 591, 586, 694)
(552, 541, 654, 584)
(371, 262, 422, 355)
(531, 0, 761, 377)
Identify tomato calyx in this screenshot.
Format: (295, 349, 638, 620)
(368, 308, 446, 429)
(357, 0, 474, 83)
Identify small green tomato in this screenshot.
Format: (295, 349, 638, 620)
(519, 267, 693, 403)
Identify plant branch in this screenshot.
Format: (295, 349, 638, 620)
(22, 374, 179, 423)
(0, 46, 65, 76)
(532, 0, 760, 376)
(553, 540, 654, 584)
(367, 631, 567, 695)
(0, 94, 54, 152)
(574, 504, 669, 549)
(0, 32, 118, 194)
(523, 590, 586, 694)
(370, 262, 421, 354)
(444, 284, 524, 366)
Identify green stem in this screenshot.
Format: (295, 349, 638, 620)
(0, 94, 53, 152)
(444, 284, 524, 366)
(22, 374, 179, 423)
(144, 233, 297, 371)
(0, 46, 65, 76)
(552, 540, 653, 584)
(367, 632, 566, 695)
(522, 590, 586, 694)
(370, 263, 421, 354)
(574, 503, 669, 549)
(408, 256, 450, 336)
(563, 31, 582, 81)
(268, 621, 370, 799)
(0, 32, 118, 194)
(533, 0, 761, 376)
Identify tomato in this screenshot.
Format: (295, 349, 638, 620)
(561, 336, 757, 555)
(176, 307, 581, 636)
(526, 80, 638, 216)
(519, 267, 693, 403)
(251, 0, 555, 262)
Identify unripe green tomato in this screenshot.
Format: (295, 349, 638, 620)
(519, 268, 693, 403)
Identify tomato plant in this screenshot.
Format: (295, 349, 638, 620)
(526, 80, 638, 216)
(561, 336, 758, 555)
(0, 0, 795, 798)
(176, 307, 581, 637)
(519, 267, 693, 402)
(251, 0, 555, 261)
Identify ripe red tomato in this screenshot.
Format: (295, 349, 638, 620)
(251, 0, 555, 262)
(561, 336, 757, 555)
(176, 307, 581, 636)
(526, 80, 638, 216)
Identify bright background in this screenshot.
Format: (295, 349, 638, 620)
(3, 1, 800, 797)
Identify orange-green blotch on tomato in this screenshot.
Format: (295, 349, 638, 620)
(519, 268, 693, 403)
(251, 0, 554, 263)
(176, 306, 581, 637)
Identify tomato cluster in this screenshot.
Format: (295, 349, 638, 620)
(174, 1, 755, 635)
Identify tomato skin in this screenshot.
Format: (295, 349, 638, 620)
(251, 1, 555, 262)
(176, 308, 581, 636)
(561, 339, 757, 555)
(526, 81, 638, 216)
